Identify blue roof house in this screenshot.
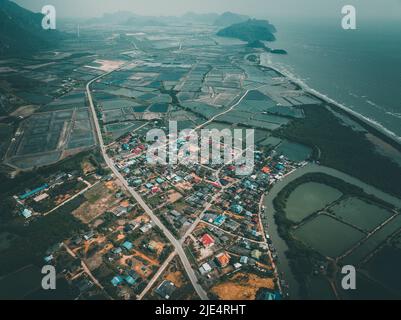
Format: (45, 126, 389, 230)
(111, 276, 123, 287)
(122, 241, 133, 251)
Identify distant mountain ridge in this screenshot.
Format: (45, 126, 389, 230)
(0, 0, 61, 56)
(124, 16, 167, 27)
(213, 12, 249, 26)
(85, 11, 251, 27)
(87, 11, 176, 26)
(86, 11, 137, 25)
(181, 12, 219, 24)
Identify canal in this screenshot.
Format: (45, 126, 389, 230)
(262, 163, 401, 299)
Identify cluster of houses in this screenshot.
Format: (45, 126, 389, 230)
(104, 123, 305, 298)
(195, 231, 234, 277)
(110, 131, 231, 237)
(43, 186, 170, 299)
(197, 150, 297, 243)
(13, 171, 83, 221)
(189, 224, 274, 284)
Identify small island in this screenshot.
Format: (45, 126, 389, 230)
(217, 19, 288, 55)
(270, 49, 288, 55)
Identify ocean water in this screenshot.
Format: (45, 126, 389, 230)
(265, 19, 401, 138)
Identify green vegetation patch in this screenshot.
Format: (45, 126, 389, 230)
(364, 245, 401, 294)
(337, 272, 398, 300)
(217, 19, 276, 42)
(0, 195, 86, 276)
(0, 265, 42, 299)
(276, 104, 401, 197)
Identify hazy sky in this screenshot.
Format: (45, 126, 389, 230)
(14, 0, 401, 20)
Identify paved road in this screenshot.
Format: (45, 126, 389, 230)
(180, 144, 254, 243)
(63, 242, 113, 299)
(137, 251, 177, 300)
(193, 89, 249, 131)
(44, 180, 99, 216)
(180, 180, 237, 243)
(86, 69, 209, 300)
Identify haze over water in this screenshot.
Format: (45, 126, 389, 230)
(267, 19, 401, 138)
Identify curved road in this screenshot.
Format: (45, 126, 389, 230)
(86, 68, 209, 300)
(262, 163, 401, 299)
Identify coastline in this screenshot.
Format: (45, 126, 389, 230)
(259, 53, 401, 299)
(260, 54, 401, 150)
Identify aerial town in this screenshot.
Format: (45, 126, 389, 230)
(10, 114, 304, 299)
(1, 1, 401, 302)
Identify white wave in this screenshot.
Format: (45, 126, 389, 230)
(386, 112, 401, 119)
(348, 92, 359, 98)
(365, 99, 388, 112)
(260, 55, 401, 142)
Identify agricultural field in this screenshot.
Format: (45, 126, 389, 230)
(104, 121, 147, 141)
(342, 214, 401, 266)
(284, 182, 342, 223)
(282, 176, 400, 261)
(329, 197, 393, 232)
(274, 171, 401, 299)
(364, 244, 401, 294)
(0, 265, 42, 299)
(4, 108, 95, 169)
(292, 214, 365, 257)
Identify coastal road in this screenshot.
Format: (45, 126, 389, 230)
(86, 69, 209, 300)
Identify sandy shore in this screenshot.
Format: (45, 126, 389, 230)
(260, 54, 401, 148)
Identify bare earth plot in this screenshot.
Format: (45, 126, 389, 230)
(211, 272, 275, 300)
(73, 181, 119, 224)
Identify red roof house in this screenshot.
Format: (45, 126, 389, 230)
(201, 234, 215, 247)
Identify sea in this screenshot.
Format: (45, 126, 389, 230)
(262, 18, 401, 139)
